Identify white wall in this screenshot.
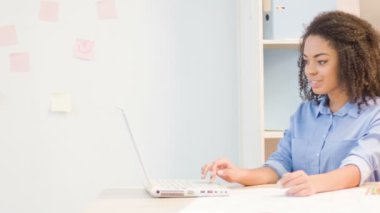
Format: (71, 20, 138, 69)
(0, 0, 239, 212)
(360, 0, 380, 30)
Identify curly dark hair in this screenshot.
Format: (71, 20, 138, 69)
(298, 11, 380, 107)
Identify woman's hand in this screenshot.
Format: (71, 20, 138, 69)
(279, 170, 317, 196)
(201, 158, 243, 183)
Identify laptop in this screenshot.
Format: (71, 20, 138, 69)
(118, 107, 230, 198)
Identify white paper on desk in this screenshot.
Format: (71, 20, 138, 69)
(180, 188, 288, 213)
(180, 187, 379, 213)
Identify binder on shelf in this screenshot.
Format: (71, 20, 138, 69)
(263, 0, 335, 40)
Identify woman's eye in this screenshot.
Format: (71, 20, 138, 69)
(318, 60, 327, 65)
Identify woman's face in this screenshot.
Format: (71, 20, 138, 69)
(303, 35, 342, 97)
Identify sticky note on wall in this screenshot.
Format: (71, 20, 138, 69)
(10, 52, 30, 72)
(97, 0, 118, 20)
(50, 92, 72, 113)
(39, 0, 60, 22)
(74, 39, 95, 60)
(0, 25, 18, 46)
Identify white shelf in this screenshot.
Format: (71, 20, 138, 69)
(263, 39, 300, 48)
(264, 130, 284, 139)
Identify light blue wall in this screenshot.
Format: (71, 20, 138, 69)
(264, 48, 300, 130)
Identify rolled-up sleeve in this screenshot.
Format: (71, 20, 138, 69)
(264, 129, 293, 177)
(340, 119, 380, 185)
(340, 155, 372, 185)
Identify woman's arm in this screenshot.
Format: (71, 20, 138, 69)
(219, 166, 280, 186)
(312, 165, 361, 192)
(201, 158, 279, 186)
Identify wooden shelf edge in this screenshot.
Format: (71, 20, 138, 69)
(264, 130, 284, 139)
(263, 39, 300, 48)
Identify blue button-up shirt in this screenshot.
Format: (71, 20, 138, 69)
(265, 96, 380, 184)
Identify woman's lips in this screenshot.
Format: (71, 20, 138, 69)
(308, 80, 321, 88)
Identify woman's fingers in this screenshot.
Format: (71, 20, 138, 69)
(279, 171, 316, 197)
(280, 171, 306, 187)
(201, 158, 233, 182)
(201, 163, 212, 179)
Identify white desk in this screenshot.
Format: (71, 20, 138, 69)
(83, 187, 196, 213)
(84, 183, 380, 213)
(83, 184, 272, 213)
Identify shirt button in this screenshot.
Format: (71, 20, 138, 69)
(316, 153, 320, 157)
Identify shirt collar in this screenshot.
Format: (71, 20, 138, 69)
(315, 96, 359, 118)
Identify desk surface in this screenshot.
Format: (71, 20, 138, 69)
(83, 184, 272, 213)
(83, 187, 194, 213)
(83, 183, 380, 213)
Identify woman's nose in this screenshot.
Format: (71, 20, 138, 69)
(305, 65, 317, 76)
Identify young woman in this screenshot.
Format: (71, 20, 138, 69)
(201, 11, 380, 196)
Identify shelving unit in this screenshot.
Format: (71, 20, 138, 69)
(262, 38, 301, 160)
(259, 0, 336, 160)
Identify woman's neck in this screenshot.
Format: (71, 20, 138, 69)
(328, 93, 349, 113)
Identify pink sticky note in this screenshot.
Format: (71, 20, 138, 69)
(10, 52, 30, 72)
(74, 39, 95, 60)
(39, 1, 59, 22)
(97, 0, 118, 20)
(0, 25, 18, 46)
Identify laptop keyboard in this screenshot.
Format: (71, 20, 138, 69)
(152, 179, 217, 189)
